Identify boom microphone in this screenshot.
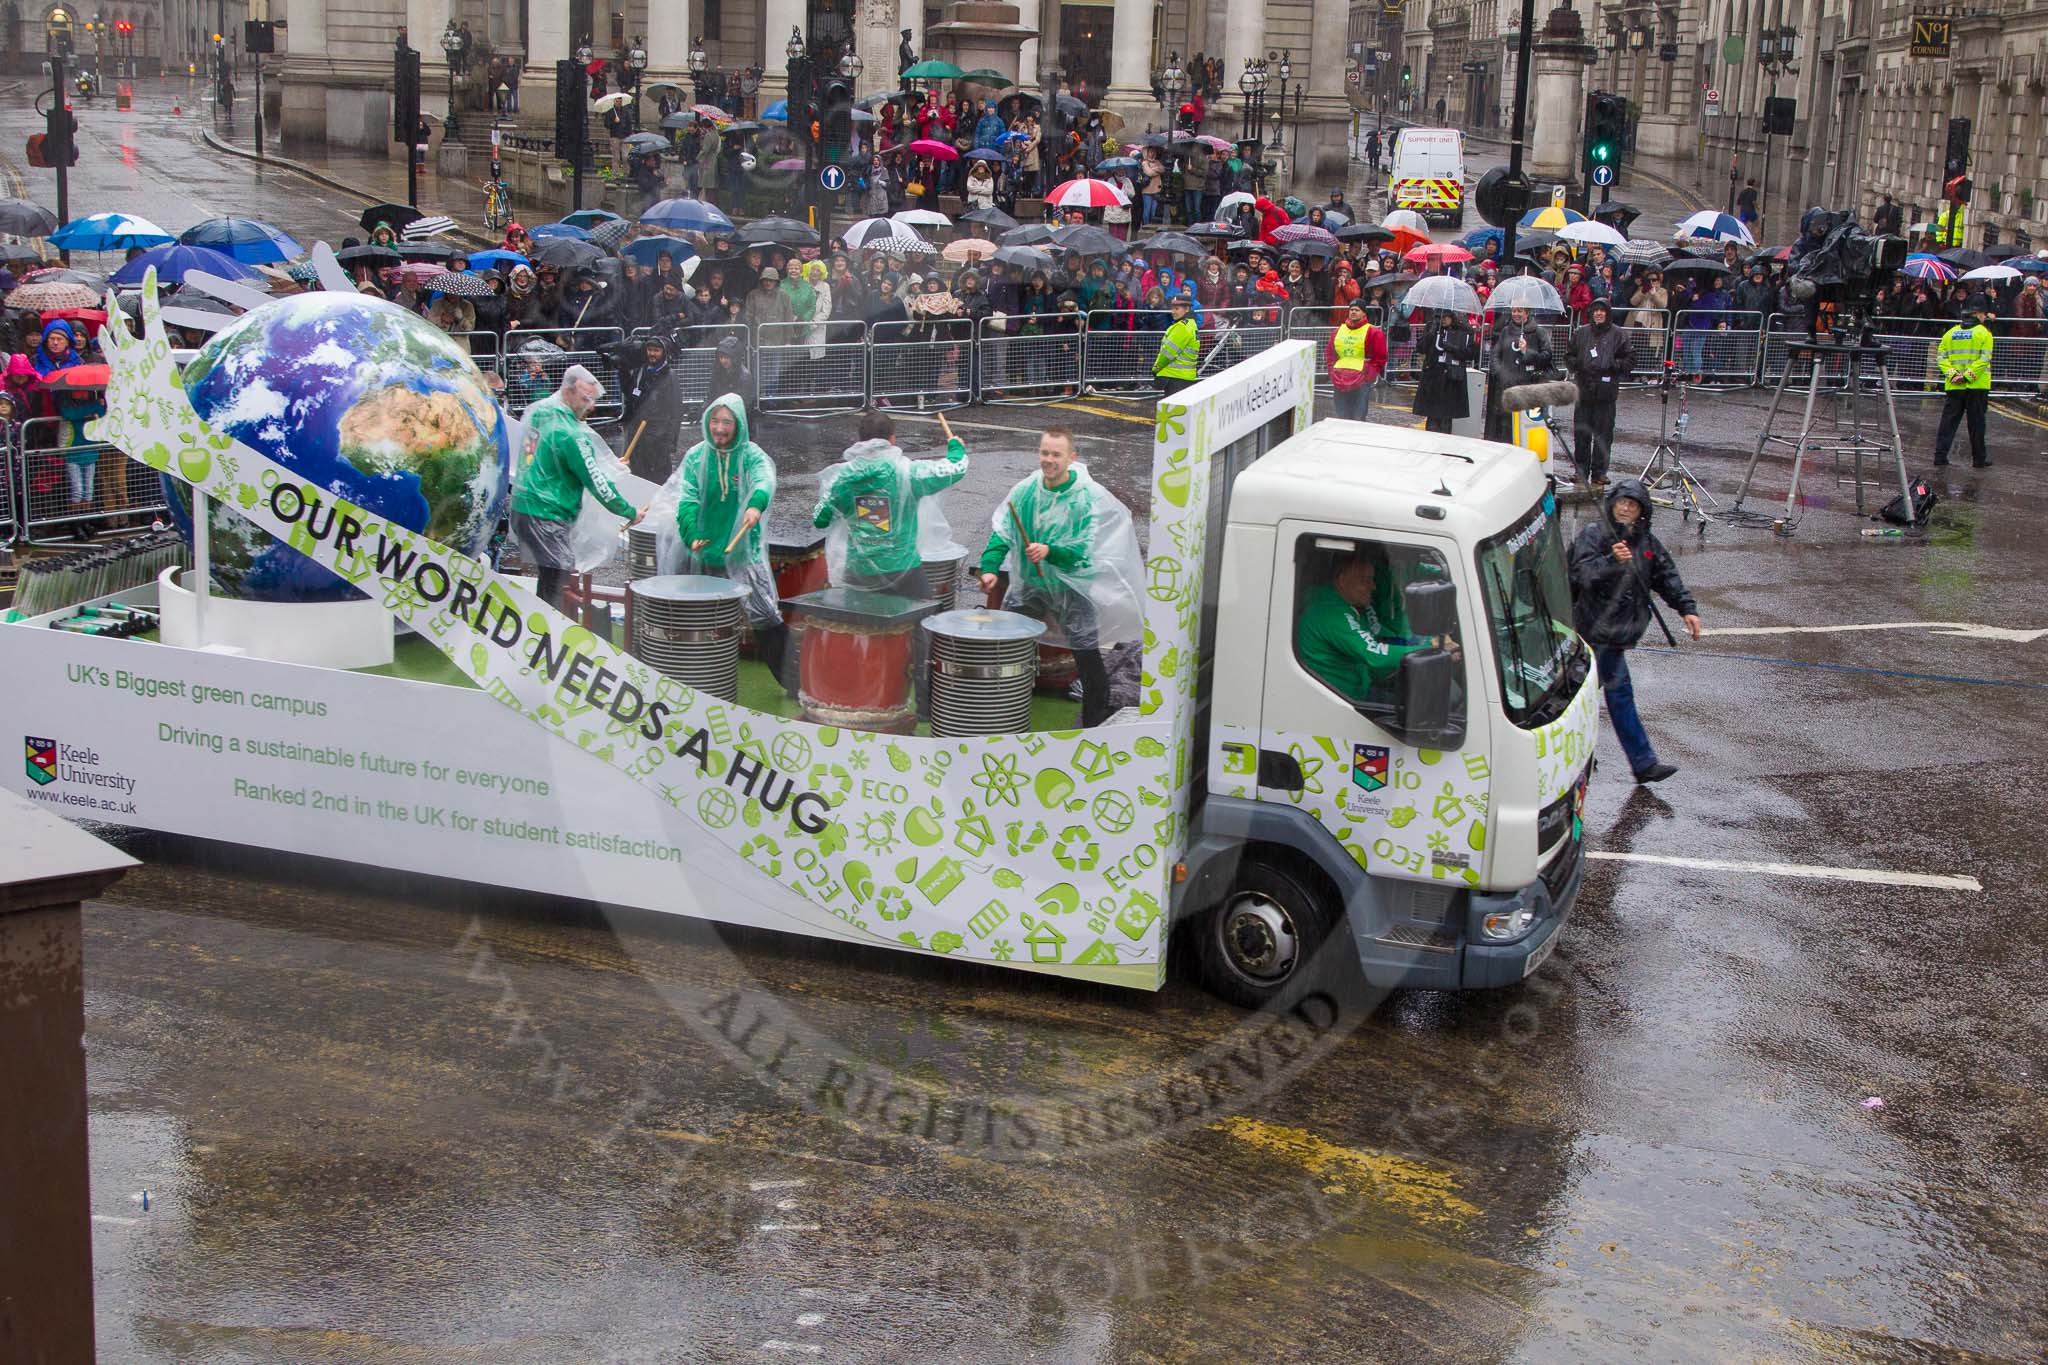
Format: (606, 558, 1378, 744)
(1499, 379, 1579, 412)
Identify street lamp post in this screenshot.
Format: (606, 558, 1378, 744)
(1755, 24, 1797, 237)
(1156, 50, 1184, 122)
(626, 39, 647, 132)
(689, 37, 709, 105)
(440, 23, 461, 138)
(1238, 58, 1267, 192)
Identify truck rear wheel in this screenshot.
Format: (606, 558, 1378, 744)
(1195, 862, 1340, 1009)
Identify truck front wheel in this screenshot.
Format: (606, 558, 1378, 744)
(1195, 862, 1340, 1009)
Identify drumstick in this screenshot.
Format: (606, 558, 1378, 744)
(723, 515, 754, 557)
(934, 411, 955, 444)
(1006, 499, 1035, 577)
(621, 420, 647, 467)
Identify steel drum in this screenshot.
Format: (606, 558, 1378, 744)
(628, 574, 750, 701)
(922, 609, 1045, 737)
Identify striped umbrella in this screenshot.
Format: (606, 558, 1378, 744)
(1616, 239, 1671, 265)
(844, 216, 927, 250)
(402, 214, 459, 239)
(586, 218, 634, 250)
(1900, 257, 1957, 282)
(1043, 177, 1129, 209)
(1674, 210, 1755, 244)
(1271, 223, 1337, 245)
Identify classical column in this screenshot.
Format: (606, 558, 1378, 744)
(529, 2, 569, 63)
(408, 0, 453, 71)
(762, 0, 807, 99)
(1222, 0, 1264, 125)
(1101, 0, 1155, 120)
(645, 0, 693, 76)
(1528, 5, 1593, 182)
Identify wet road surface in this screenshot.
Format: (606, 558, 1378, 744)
(9, 78, 2048, 1363)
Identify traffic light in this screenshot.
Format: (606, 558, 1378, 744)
(1945, 173, 1972, 205)
(115, 19, 131, 34)
(1585, 91, 1626, 174)
(393, 46, 422, 143)
(1400, 64, 1412, 86)
(553, 58, 587, 162)
(822, 76, 853, 164)
(1943, 117, 1971, 181)
(44, 102, 78, 167)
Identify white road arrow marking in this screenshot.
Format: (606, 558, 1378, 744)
(1704, 622, 2048, 644)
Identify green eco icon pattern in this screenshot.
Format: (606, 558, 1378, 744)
(95, 279, 1228, 989)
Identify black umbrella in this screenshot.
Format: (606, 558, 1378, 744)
(1335, 224, 1395, 244)
(721, 121, 764, 136)
(423, 271, 495, 297)
(0, 241, 47, 265)
(1225, 239, 1265, 259)
(1939, 247, 1991, 271)
(1054, 94, 1087, 119)
(623, 132, 668, 154)
(1591, 202, 1642, 233)
(1132, 131, 1170, 149)
(359, 202, 421, 233)
(0, 197, 59, 236)
(22, 266, 109, 289)
(1140, 232, 1208, 258)
(1051, 224, 1123, 256)
(858, 91, 907, 109)
(746, 216, 821, 247)
(336, 243, 401, 267)
(660, 111, 697, 130)
(1000, 224, 1056, 246)
(1283, 240, 1337, 261)
(1662, 258, 1733, 277)
(394, 240, 456, 262)
(960, 205, 1019, 230)
(1985, 243, 2024, 261)
(531, 237, 608, 271)
(1185, 221, 1245, 240)
(993, 245, 1053, 271)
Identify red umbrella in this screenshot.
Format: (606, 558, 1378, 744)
(1404, 241, 1473, 266)
(907, 138, 960, 161)
(40, 363, 111, 390)
(41, 307, 108, 334)
(1043, 177, 1131, 209)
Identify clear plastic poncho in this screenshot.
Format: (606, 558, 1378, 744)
(645, 392, 781, 626)
(986, 461, 1145, 646)
(507, 403, 660, 572)
(816, 437, 969, 586)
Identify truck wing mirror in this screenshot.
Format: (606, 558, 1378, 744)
(1404, 578, 1458, 638)
(1391, 648, 1464, 748)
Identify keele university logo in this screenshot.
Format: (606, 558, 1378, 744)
(1351, 743, 1389, 791)
(26, 736, 57, 785)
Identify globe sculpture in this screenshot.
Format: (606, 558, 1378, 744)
(164, 292, 510, 601)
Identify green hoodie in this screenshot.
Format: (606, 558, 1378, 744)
(509, 393, 635, 523)
(812, 436, 967, 577)
(978, 467, 1094, 577)
(675, 393, 776, 573)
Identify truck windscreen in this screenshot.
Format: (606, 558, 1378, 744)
(1476, 496, 1588, 729)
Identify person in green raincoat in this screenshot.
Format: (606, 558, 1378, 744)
(812, 409, 967, 596)
(1296, 547, 1451, 703)
(509, 367, 639, 612)
(977, 426, 1121, 725)
(672, 392, 792, 681)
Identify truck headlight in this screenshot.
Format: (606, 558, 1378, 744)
(1481, 908, 1537, 941)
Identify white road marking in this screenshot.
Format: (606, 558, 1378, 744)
(1588, 850, 1981, 892)
(758, 1222, 822, 1232)
(775, 1198, 802, 1210)
(1704, 621, 2048, 644)
(92, 1214, 140, 1226)
(795, 1312, 827, 1326)
(748, 1178, 808, 1191)
(760, 1342, 822, 1354)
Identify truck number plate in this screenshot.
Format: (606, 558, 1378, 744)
(1522, 931, 1559, 979)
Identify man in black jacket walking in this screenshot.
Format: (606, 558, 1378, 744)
(1569, 478, 1703, 783)
(1566, 297, 1635, 487)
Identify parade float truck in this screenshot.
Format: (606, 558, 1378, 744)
(1, 287, 1595, 1007)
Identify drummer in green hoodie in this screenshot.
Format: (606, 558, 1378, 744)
(509, 366, 639, 612)
(812, 409, 968, 596)
(673, 392, 793, 682)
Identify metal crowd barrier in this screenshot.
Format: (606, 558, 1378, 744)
(16, 416, 170, 546)
(975, 317, 1083, 402)
(869, 317, 973, 410)
(1669, 309, 1766, 388)
(0, 421, 16, 545)
(1082, 309, 1171, 396)
(499, 326, 626, 420)
(755, 320, 867, 413)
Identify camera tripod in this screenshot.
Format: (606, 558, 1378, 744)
(1638, 360, 1717, 531)
(1728, 322, 1912, 534)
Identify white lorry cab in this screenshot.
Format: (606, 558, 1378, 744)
(1388, 126, 1467, 227)
(1170, 400, 1598, 1007)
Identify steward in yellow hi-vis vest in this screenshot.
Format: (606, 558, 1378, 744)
(1932, 297, 1995, 468)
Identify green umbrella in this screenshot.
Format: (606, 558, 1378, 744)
(958, 69, 1008, 84)
(903, 59, 965, 80)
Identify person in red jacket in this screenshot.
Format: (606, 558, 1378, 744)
(1324, 298, 1388, 420)
(1563, 263, 1594, 325)
(1254, 195, 1290, 245)
(1250, 268, 1289, 324)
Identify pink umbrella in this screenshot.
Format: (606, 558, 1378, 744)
(1194, 134, 1234, 151)
(690, 103, 730, 122)
(908, 138, 960, 160)
(1043, 177, 1131, 209)
(1403, 241, 1474, 266)
(397, 261, 445, 288)
(770, 157, 804, 171)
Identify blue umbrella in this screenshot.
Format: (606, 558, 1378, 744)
(2013, 256, 2048, 275)
(622, 236, 698, 266)
(110, 243, 261, 286)
(559, 209, 622, 230)
(761, 98, 789, 122)
(50, 212, 175, 252)
(1460, 226, 1504, 250)
(178, 217, 304, 263)
(531, 221, 593, 241)
(642, 197, 735, 234)
(968, 147, 1013, 164)
(465, 248, 530, 271)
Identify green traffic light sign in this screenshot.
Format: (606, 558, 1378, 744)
(1590, 143, 1614, 164)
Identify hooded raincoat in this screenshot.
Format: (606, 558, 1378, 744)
(813, 434, 968, 582)
(1567, 477, 1697, 648)
(660, 392, 781, 625)
(978, 461, 1144, 648)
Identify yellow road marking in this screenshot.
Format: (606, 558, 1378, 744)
(1046, 400, 1155, 425)
(1210, 1115, 1481, 1228)
(1992, 401, 2048, 433)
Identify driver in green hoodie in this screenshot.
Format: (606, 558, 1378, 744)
(673, 392, 792, 684)
(811, 408, 968, 597)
